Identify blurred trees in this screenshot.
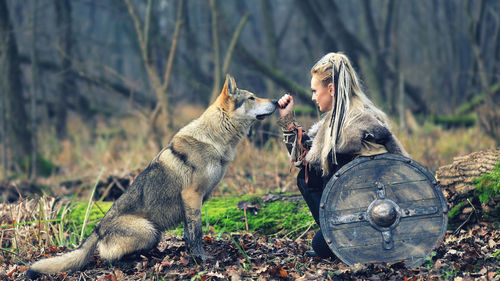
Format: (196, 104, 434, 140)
(0, 0, 499, 178)
(0, 0, 33, 176)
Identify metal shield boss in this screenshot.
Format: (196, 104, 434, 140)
(319, 154, 448, 267)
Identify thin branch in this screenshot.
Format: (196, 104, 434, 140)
(144, 0, 153, 61)
(222, 12, 250, 75)
(123, 0, 169, 135)
(209, 0, 221, 102)
(123, 0, 146, 58)
(162, 0, 184, 92)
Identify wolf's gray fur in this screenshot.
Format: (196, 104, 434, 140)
(27, 75, 277, 279)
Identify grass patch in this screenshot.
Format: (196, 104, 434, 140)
(68, 201, 113, 237)
(201, 194, 316, 238)
(52, 193, 315, 247)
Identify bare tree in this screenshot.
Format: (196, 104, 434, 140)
(123, 0, 184, 149)
(208, 1, 249, 103)
(30, 0, 39, 179)
(0, 0, 33, 173)
(466, 0, 500, 143)
(54, 0, 75, 139)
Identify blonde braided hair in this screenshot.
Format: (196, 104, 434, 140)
(310, 52, 390, 175)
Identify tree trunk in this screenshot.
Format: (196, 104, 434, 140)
(466, 0, 499, 144)
(0, 0, 33, 172)
(30, 0, 39, 180)
(1, 70, 6, 180)
(54, 0, 75, 139)
(162, 0, 184, 129)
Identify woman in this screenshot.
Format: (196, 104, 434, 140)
(277, 52, 408, 258)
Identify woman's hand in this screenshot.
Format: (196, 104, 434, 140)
(278, 94, 294, 117)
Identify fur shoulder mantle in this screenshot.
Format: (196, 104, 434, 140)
(305, 110, 408, 171)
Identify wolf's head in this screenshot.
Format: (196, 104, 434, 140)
(216, 75, 277, 121)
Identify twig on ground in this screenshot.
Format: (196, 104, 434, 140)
(244, 207, 249, 231)
(295, 221, 314, 242)
(453, 198, 477, 235)
(0, 248, 28, 265)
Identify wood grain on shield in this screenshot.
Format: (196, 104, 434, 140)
(319, 154, 447, 267)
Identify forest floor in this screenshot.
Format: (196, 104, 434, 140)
(0, 221, 498, 280)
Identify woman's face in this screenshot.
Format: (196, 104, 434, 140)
(311, 75, 334, 112)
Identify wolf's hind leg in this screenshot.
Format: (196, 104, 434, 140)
(97, 215, 160, 261)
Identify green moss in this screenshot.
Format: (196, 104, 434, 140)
(202, 194, 316, 238)
(431, 113, 477, 128)
(473, 162, 500, 222)
(65, 194, 316, 240)
(66, 201, 113, 236)
(473, 162, 500, 205)
(448, 201, 467, 220)
(447, 162, 500, 229)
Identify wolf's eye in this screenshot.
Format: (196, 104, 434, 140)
(248, 96, 255, 101)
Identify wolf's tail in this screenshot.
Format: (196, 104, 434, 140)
(26, 231, 99, 279)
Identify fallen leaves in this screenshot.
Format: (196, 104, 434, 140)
(1, 224, 499, 280)
(269, 265, 289, 278)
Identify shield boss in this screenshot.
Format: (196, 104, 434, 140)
(319, 154, 448, 267)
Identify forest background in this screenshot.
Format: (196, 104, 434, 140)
(0, 0, 499, 279)
(1, 0, 499, 183)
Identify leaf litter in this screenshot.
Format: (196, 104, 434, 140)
(0, 222, 498, 280)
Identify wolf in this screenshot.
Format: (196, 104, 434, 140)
(27, 75, 277, 278)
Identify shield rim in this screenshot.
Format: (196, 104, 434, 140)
(319, 153, 448, 267)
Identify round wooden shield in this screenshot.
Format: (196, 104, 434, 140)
(319, 154, 448, 267)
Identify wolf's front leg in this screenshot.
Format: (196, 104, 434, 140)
(181, 188, 208, 261)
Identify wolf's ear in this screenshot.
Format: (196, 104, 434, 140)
(226, 74, 237, 96)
